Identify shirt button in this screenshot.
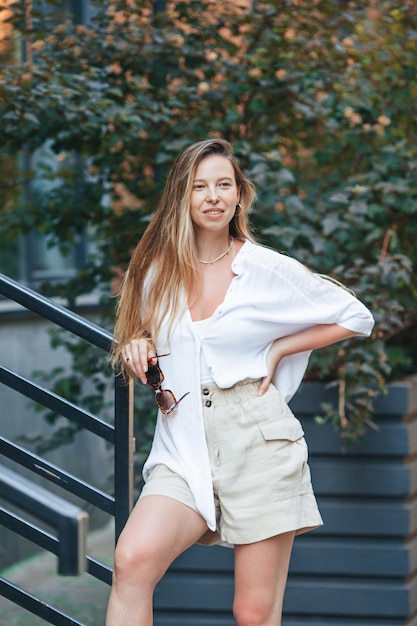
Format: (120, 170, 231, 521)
(203, 388, 209, 396)
(205, 400, 212, 407)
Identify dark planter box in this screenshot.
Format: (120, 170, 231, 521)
(154, 379, 417, 626)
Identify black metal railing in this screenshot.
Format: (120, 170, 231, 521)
(0, 273, 134, 625)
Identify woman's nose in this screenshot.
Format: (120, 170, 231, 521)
(206, 187, 219, 202)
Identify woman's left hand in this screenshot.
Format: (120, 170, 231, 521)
(258, 340, 283, 396)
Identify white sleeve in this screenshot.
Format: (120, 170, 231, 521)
(277, 257, 375, 336)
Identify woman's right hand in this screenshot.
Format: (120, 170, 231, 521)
(122, 338, 157, 384)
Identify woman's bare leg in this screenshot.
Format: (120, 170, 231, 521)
(105, 495, 208, 626)
(233, 531, 295, 626)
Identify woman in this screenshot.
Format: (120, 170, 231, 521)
(106, 138, 374, 626)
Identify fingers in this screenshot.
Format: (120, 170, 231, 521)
(258, 375, 271, 396)
(259, 340, 284, 395)
(123, 338, 155, 384)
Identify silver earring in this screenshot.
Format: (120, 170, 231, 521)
(235, 202, 242, 216)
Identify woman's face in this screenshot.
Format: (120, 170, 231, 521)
(190, 155, 240, 234)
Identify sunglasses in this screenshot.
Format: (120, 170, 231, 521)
(146, 354, 189, 415)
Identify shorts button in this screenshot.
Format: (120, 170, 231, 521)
(205, 400, 212, 407)
(203, 388, 209, 395)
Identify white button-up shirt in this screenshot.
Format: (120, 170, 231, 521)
(142, 240, 375, 530)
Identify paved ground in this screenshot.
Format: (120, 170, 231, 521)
(0, 521, 114, 626)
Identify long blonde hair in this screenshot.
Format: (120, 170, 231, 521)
(111, 138, 256, 372)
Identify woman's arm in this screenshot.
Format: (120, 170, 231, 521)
(258, 324, 359, 396)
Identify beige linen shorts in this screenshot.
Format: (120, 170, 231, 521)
(140, 379, 323, 545)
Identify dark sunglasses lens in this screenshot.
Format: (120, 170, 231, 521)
(156, 390, 176, 414)
(146, 364, 162, 387)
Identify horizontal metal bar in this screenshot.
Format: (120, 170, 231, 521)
(0, 577, 85, 626)
(0, 507, 58, 554)
(0, 439, 115, 515)
(2, 508, 113, 587)
(0, 464, 90, 523)
(86, 556, 113, 586)
(0, 366, 114, 443)
(0, 273, 113, 352)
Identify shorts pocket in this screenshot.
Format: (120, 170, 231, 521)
(258, 417, 304, 443)
(258, 417, 309, 501)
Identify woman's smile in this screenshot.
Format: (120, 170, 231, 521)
(204, 209, 224, 215)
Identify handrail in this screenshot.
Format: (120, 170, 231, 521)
(0, 273, 112, 351)
(0, 366, 114, 442)
(0, 272, 134, 625)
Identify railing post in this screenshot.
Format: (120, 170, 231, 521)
(113, 374, 135, 543)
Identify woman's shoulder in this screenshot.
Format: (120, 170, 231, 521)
(239, 240, 306, 275)
(239, 242, 367, 309)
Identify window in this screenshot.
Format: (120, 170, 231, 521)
(0, 0, 91, 292)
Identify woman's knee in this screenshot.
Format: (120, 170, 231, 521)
(112, 536, 167, 589)
(233, 592, 280, 626)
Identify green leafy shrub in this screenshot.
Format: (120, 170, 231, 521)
(0, 0, 415, 443)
